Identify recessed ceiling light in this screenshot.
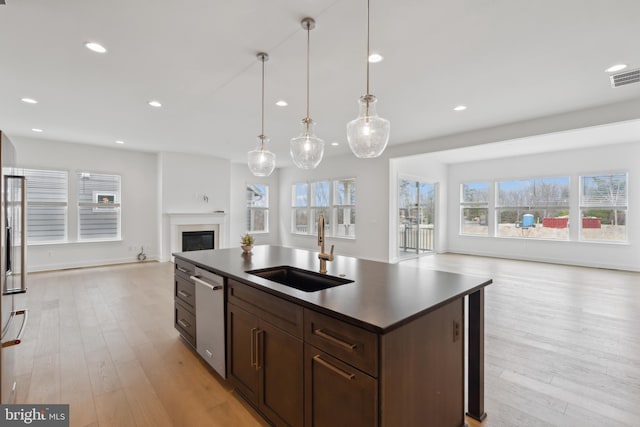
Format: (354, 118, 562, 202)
(453, 105, 467, 111)
(331, 142, 339, 146)
(368, 53, 383, 63)
(85, 42, 107, 54)
(148, 100, 162, 108)
(605, 64, 627, 73)
(21, 97, 38, 104)
(115, 140, 125, 145)
(31, 128, 43, 133)
(275, 100, 288, 107)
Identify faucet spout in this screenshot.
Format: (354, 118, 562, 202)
(318, 214, 334, 273)
(318, 213, 325, 253)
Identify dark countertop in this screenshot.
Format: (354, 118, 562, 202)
(173, 245, 492, 333)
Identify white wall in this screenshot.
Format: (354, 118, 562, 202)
(159, 152, 231, 259)
(13, 136, 159, 272)
(230, 163, 280, 247)
(447, 141, 640, 271)
(159, 151, 230, 213)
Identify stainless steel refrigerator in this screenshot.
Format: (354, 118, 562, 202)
(0, 131, 28, 404)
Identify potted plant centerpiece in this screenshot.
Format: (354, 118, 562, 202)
(241, 233, 255, 254)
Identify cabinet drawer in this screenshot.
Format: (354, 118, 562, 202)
(228, 279, 303, 338)
(175, 275, 196, 311)
(304, 309, 378, 377)
(175, 300, 196, 347)
(304, 344, 378, 427)
(175, 258, 196, 280)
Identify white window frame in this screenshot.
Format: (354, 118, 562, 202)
(460, 182, 489, 236)
(495, 175, 570, 240)
(579, 172, 628, 243)
(19, 168, 69, 244)
(246, 183, 269, 234)
(291, 177, 356, 239)
(77, 172, 122, 242)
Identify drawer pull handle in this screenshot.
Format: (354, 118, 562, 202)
(191, 275, 223, 291)
(250, 328, 258, 368)
(256, 330, 264, 370)
(176, 266, 190, 274)
(313, 328, 357, 350)
(313, 355, 355, 380)
(177, 290, 190, 298)
(178, 319, 191, 329)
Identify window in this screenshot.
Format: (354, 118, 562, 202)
(334, 178, 356, 238)
(20, 168, 68, 243)
(310, 181, 330, 235)
(292, 182, 309, 234)
(460, 182, 489, 235)
(246, 184, 269, 233)
(292, 178, 356, 238)
(77, 172, 121, 240)
(496, 176, 570, 239)
(580, 173, 627, 242)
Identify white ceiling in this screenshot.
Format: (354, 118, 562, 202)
(1, 0, 639, 167)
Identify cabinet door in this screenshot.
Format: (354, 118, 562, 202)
(227, 303, 259, 404)
(304, 344, 378, 427)
(258, 321, 304, 427)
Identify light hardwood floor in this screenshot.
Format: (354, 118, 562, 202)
(12, 255, 640, 426)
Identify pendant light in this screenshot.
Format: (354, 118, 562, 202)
(248, 52, 276, 177)
(346, 0, 390, 158)
(290, 17, 324, 170)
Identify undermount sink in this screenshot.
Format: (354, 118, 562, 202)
(246, 266, 353, 292)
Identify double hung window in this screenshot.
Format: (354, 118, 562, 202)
(21, 168, 68, 243)
(292, 178, 356, 239)
(246, 184, 269, 233)
(580, 173, 627, 242)
(77, 172, 121, 240)
(460, 182, 489, 235)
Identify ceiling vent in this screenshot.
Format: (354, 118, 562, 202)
(609, 68, 640, 88)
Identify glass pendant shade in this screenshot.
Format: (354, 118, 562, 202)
(248, 136, 276, 177)
(248, 52, 275, 177)
(347, 94, 390, 158)
(290, 118, 324, 170)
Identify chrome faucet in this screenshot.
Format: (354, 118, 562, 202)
(317, 213, 334, 274)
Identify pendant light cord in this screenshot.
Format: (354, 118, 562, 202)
(261, 54, 265, 149)
(306, 23, 311, 120)
(366, 0, 370, 96)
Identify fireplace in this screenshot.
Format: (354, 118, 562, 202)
(182, 230, 215, 252)
(164, 212, 227, 261)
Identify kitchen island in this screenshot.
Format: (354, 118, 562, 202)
(173, 245, 492, 427)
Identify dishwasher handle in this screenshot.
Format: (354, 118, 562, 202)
(191, 275, 223, 291)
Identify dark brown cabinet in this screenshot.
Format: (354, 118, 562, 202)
(174, 259, 196, 347)
(304, 345, 377, 427)
(227, 278, 464, 427)
(304, 301, 463, 427)
(227, 280, 304, 427)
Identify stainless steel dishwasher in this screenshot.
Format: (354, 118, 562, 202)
(190, 267, 226, 378)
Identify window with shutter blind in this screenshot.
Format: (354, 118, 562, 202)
(18, 168, 68, 243)
(77, 172, 121, 240)
(580, 173, 627, 242)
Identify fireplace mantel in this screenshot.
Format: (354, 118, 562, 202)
(163, 212, 228, 261)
